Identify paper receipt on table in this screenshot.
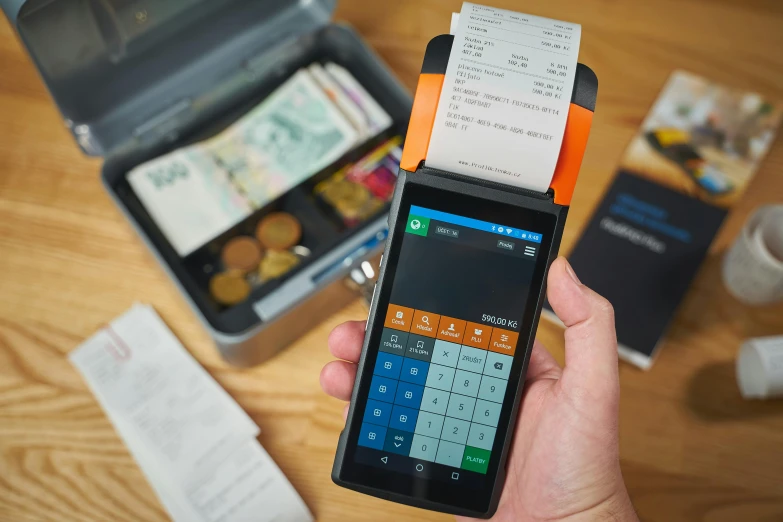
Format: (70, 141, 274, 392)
(427, 3, 582, 192)
(69, 304, 312, 522)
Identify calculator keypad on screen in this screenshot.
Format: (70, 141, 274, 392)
(358, 305, 518, 474)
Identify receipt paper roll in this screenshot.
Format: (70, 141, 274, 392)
(426, 2, 582, 193)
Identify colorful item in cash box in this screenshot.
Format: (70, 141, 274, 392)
(315, 169, 381, 226)
(314, 137, 402, 225)
(345, 137, 403, 201)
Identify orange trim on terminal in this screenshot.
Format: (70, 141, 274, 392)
(550, 103, 594, 206)
(400, 73, 445, 172)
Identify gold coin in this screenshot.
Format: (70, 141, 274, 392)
(259, 250, 300, 282)
(256, 212, 302, 250)
(209, 271, 251, 306)
(323, 180, 371, 211)
(221, 236, 263, 272)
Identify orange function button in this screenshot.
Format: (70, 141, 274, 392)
(436, 316, 467, 343)
(384, 304, 414, 332)
(463, 322, 491, 349)
(489, 328, 519, 356)
(412, 309, 440, 338)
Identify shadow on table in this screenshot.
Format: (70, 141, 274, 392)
(686, 361, 783, 421)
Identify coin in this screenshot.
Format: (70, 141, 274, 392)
(337, 195, 383, 220)
(221, 236, 263, 272)
(259, 250, 301, 282)
(209, 271, 251, 305)
(256, 212, 302, 250)
(292, 245, 312, 258)
(324, 180, 371, 212)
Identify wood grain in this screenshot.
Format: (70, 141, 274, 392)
(2, 0, 783, 521)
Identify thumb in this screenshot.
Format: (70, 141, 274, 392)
(546, 257, 619, 401)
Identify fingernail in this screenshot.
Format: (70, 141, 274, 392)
(564, 258, 581, 284)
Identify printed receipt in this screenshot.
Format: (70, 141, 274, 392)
(427, 3, 582, 192)
(69, 304, 312, 522)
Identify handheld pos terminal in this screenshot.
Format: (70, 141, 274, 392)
(331, 20, 598, 518)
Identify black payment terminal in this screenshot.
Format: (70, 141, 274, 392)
(331, 33, 598, 518)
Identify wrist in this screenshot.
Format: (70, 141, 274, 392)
(558, 486, 638, 522)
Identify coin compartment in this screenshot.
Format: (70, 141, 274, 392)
(180, 156, 384, 306)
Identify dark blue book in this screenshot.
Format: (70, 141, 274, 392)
(543, 71, 781, 368)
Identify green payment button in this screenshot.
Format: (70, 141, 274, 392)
(462, 446, 491, 474)
(405, 214, 430, 237)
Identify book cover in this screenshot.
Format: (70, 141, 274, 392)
(543, 71, 782, 369)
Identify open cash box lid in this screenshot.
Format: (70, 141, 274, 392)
(1, 0, 338, 156)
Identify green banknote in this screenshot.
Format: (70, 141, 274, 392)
(127, 147, 253, 256)
(127, 69, 358, 256)
(208, 69, 359, 207)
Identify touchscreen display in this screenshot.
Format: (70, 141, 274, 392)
(352, 204, 545, 486)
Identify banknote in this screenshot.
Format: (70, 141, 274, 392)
(128, 66, 386, 258)
(127, 148, 253, 257)
(325, 62, 393, 135)
(308, 62, 372, 139)
(208, 69, 359, 207)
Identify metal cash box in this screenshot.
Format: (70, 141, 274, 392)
(1, 0, 412, 366)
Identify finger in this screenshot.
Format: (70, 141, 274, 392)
(546, 257, 619, 396)
(328, 321, 366, 362)
(525, 340, 562, 382)
(319, 360, 357, 401)
(343, 403, 350, 422)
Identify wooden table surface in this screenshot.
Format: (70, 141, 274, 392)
(2, 1, 783, 521)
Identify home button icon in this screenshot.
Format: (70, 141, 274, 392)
(415, 463, 424, 472)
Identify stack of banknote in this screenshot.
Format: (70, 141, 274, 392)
(128, 63, 393, 257)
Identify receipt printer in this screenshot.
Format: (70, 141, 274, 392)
(402, 34, 597, 206)
(331, 33, 597, 517)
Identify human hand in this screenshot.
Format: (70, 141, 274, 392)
(321, 257, 638, 521)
